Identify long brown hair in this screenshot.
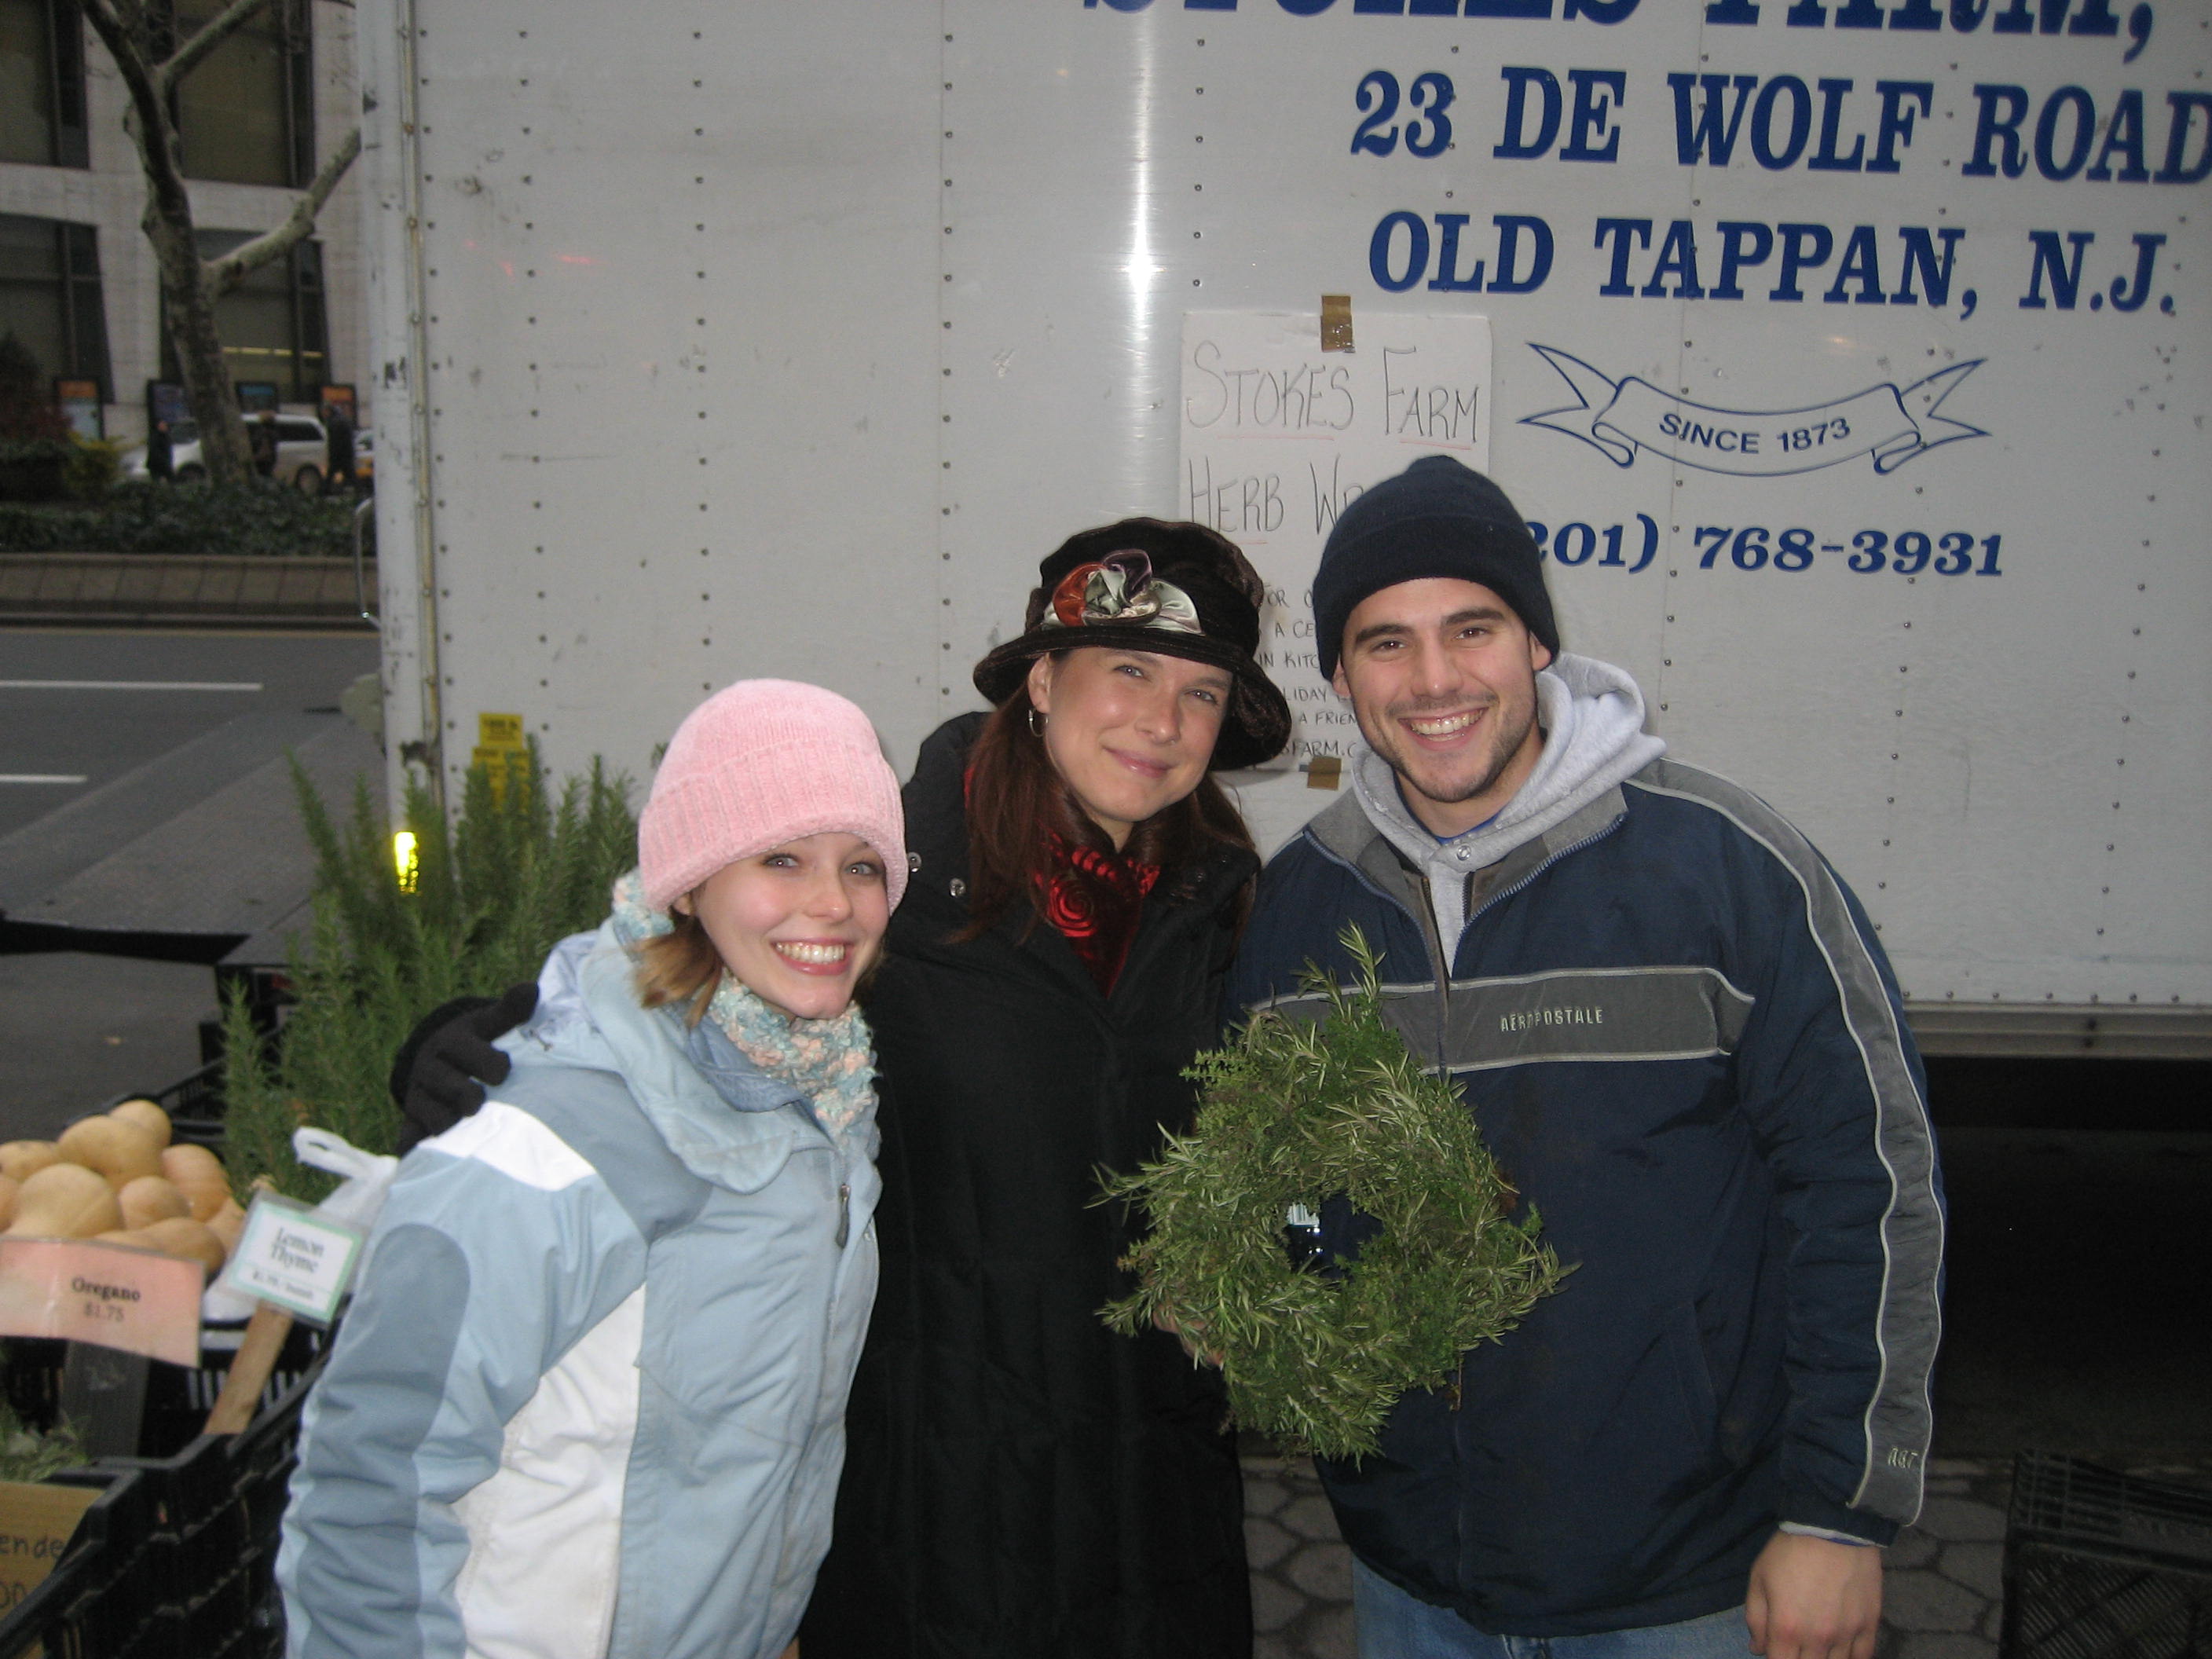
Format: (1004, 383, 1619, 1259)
(959, 684, 1255, 942)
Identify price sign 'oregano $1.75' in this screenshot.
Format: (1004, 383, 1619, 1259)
(1099, 927, 1569, 1463)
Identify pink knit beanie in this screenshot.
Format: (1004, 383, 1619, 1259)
(638, 680, 906, 913)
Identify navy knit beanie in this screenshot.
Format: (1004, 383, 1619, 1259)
(1312, 456, 1558, 678)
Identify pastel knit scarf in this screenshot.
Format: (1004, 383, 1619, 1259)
(609, 870, 878, 1141)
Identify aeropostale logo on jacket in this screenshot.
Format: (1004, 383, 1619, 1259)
(1496, 1002, 1606, 1034)
(1265, 964, 1754, 1074)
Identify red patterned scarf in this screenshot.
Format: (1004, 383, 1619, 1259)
(1036, 835, 1162, 994)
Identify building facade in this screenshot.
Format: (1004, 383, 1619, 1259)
(0, 0, 366, 441)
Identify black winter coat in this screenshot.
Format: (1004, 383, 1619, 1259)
(800, 715, 1255, 1659)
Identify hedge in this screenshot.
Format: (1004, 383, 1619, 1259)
(0, 478, 370, 559)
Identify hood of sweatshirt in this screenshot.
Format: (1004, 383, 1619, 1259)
(1348, 651, 1666, 954)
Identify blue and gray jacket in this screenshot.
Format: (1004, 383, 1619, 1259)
(1225, 654, 1943, 1637)
(278, 918, 881, 1659)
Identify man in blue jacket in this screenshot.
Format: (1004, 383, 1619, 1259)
(1227, 456, 1943, 1659)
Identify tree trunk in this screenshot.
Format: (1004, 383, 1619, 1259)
(82, 0, 353, 489)
(145, 205, 254, 483)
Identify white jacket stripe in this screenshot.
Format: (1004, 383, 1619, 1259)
(451, 1287, 644, 1659)
(1629, 762, 1943, 1524)
(426, 1100, 596, 1190)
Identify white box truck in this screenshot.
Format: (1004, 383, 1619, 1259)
(355, 0, 2210, 1060)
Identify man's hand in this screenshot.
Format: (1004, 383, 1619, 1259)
(390, 983, 539, 1152)
(1151, 1302, 1225, 1368)
(1745, 1533, 1882, 1659)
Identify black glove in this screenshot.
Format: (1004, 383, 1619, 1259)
(390, 983, 539, 1152)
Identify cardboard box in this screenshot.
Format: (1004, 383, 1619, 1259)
(0, 1481, 98, 1618)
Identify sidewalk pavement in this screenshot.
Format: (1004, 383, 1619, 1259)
(0, 552, 375, 626)
(1240, 1452, 2212, 1659)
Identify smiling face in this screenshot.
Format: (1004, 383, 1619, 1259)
(1331, 577, 1554, 839)
(1026, 646, 1232, 850)
(676, 832, 891, 1020)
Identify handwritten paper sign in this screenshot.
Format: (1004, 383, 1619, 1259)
(1179, 310, 1492, 854)
(0, 1240, 204, 1367)
(214, 1194, 363, 1327)
(0, 1479, 101, 1615)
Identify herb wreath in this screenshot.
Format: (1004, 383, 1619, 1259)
(1100, 927, 1568, 1462)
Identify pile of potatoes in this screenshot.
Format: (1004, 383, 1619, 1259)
(0, 1101, 246, 1278)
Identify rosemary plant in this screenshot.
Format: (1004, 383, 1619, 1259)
(0, 1395, 88, 1484)
(221, 750, 635, 1202)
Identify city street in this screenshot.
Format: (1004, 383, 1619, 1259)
(0, 629, 378, 840)
(0, 627, 380, 1130)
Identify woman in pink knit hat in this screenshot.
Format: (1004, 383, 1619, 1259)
(282, 680, 905, 1659)
(395, 524, 1294, 1659)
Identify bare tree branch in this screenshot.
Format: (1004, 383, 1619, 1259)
(79, 0, 192, 223)
(80, 1, 160, 148)
(204, 126, 363, 298)
(159, 0, 274, 100)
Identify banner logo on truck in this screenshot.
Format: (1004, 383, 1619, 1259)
(1522, 346, 1984, 475)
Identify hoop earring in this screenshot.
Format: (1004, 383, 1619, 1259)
(1027, 706, 1046, 736)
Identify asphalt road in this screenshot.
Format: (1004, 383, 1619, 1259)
(0, 629, 379, 840)
(0, 627, 381, 1130)
(0, 951, 215, 1136)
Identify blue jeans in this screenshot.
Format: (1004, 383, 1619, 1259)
(1353, 1558, 1754, 1659)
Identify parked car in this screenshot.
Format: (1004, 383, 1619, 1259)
(122, 415, 331, 493)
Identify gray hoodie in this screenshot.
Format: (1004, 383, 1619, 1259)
(1350, 651, 1666, 959)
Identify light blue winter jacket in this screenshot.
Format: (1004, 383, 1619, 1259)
(277, 918, 881, 1659)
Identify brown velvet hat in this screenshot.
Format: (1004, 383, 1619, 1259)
(971, 518, 1293, 772)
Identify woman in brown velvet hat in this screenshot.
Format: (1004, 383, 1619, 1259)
(800, 518, 1289, 1659)
(395, 518, 1289, 1658)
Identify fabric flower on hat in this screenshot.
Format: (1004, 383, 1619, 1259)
(1046, 551, 1201, 635)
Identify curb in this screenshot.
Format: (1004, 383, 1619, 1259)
(0, 552, 378, 628)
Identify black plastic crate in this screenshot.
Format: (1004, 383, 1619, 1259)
(2001, 1451, 2212, 1659)
(0, 1465, 163, 1659)
(164, 1363, 324, 1658)
(3, 1321, 325, 1463)
(0, 1351, 328, 1659)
